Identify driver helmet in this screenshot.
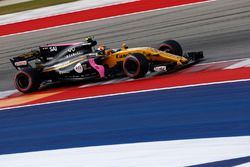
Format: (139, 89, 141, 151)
(96, 45, 106, 55)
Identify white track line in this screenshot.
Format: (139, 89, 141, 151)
(1, 78, 250, 111)
(1, 0, 217, 38)
(0, 0, 137, 25)
(195, 58, 249, 66)
(0, 90, 18, 99)
(0, 0, 31, 7)
(0, 57, 248, 97)
(225, 59, 250, 69)
(0, 56, 249, 108)
(0, 136, 249, 167)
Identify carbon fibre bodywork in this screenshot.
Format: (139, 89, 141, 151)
(10, 39, 203, 93)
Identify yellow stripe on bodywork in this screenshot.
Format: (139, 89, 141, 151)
(44, 57, 85, 72)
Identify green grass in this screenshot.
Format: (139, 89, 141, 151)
(0, 0, 79, 15)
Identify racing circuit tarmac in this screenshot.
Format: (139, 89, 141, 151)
(1, 1, 250, 166)
(0, 0, 250, 91)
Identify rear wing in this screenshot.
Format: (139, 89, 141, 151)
(10, 50, 40, 70)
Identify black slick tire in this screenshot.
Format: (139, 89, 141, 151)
(123, 53, 149, 78)
(159, 40, 183, 56)
(14, 68, 41, 93)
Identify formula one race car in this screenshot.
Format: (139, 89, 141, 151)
(10, 37, 203, 93)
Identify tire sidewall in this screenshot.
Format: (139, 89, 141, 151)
(159, 40, 183, 56)
(123, 55, 141, 78)
(123, 53, 148, 78)
(14, 69, 40, 93)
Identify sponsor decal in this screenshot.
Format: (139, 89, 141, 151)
(74, 63, 83, 73)
(82, 64, 92, 70)
(14, 61, 27, 66)
(68, 47, 76, 53)
(66, 51, 82, 58)
(49, 46, 57, 52)
(154, 66, 167, 72)
(116, 54, 127, 59)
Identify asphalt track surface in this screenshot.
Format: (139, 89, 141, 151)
(0, 0, 250, 91)
(0, 0, 250, 161)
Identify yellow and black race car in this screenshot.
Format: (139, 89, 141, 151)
(10, 37, 203, 93)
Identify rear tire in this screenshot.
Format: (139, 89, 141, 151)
(123, 53, 149, 78)
(159, 40, 183, 56)
(14, 68, 41, 93)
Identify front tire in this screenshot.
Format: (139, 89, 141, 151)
(14, 68, 41, 93)
(159, 40, 183, 56)
(123, 53, 149, 78)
